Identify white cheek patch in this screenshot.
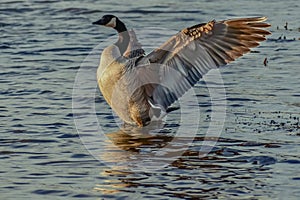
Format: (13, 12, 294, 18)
(105, 17, 116, 28)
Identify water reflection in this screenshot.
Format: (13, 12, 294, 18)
(95, 122, 174, 195)
(98, 121, 188, 171)
(94, 123, 221, 195)
(94, 122, 279, 197)
(105, 122, 174, 152)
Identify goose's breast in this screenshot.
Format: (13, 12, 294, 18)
(97, 46, 151, 126)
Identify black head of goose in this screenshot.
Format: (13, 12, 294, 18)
(93, 15, 130, 56)
(93, 15, 271, 127)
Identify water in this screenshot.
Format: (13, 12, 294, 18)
(1, 0, 300, 199)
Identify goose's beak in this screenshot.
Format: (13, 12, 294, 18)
(92, 19, 105, 25)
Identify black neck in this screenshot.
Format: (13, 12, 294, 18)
(114, 19, 129, 55)
(114, 19, 127, 33)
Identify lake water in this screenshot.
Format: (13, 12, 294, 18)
(1, 0, 300, 199)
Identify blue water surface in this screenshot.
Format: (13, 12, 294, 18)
(1, 0, 300, 199)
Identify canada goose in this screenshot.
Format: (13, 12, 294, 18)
(93, 15, 271, 127)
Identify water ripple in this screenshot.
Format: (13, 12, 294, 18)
(1, 0, 300, 199)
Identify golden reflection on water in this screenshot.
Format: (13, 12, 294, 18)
(94, 122, 174, 194)
(92, 122, 226, 195)
(91, 120, 279, 196)
(94, 165, 136, 194)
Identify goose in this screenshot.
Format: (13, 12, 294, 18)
(93, 15, 271, 127)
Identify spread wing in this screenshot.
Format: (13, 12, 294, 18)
(139, 17, 271, 109)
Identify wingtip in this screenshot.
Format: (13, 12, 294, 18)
(258, 16, 268, 21)
(225, 16, 269, 23)
(255, 16, 272, 32)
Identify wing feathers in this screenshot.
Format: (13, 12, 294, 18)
(138, 17, 271, 109)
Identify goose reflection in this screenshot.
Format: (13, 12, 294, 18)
(107, 122, 174, 150)
(93, 122, 225, 195)
(98, 121, 178, 167)
(96, 119, 223, 172)
(94, 125, 276, 196)
(95, 121, 176, 194)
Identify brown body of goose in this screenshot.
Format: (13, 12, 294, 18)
(93, 15, 271, 127)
